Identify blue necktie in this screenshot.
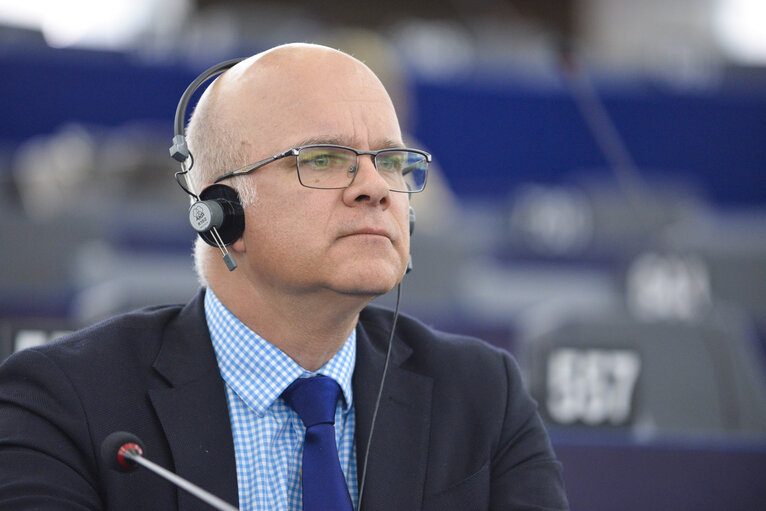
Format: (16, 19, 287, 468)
(282, 375, 353, 511)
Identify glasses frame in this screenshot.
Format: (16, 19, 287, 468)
(213, 144, 431, 193)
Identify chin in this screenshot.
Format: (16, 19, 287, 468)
(335, 276, 400, 297)
(330, 262, 404, 297)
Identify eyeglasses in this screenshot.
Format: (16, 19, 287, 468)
(214, 144, 430, 193)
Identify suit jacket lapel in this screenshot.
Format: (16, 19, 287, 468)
(354, 315, 433, 511)
(148, 290, 238, 510)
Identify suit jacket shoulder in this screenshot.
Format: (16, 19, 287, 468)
(0, 290, 238, 510)
(355, 304, 569, 511)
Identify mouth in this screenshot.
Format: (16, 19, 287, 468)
(339, 228, 393, 240)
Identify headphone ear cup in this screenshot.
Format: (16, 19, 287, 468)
(195, 184, 245, 246)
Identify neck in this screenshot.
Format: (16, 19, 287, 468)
(210, 281, 371, 372)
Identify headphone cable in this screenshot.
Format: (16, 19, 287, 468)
(356, 281, 402, 510)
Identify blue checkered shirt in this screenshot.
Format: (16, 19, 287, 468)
(205, 289, 358, 511)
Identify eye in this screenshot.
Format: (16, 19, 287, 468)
(299, 148, 353, 171)
(377, 154, 403, 172)
(309, 153, 332, 168)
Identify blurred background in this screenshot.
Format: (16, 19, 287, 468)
(1, 0, 765, 509)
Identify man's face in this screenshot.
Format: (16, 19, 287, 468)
(226, 49, 410, 300)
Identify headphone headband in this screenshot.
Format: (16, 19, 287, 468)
(169, 57, 245, 163)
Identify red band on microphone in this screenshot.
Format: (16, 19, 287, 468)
(117, 442, 143, 469)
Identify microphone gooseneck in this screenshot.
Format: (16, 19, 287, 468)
(100, 431, 239, 511)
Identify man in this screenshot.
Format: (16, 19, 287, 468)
(0, 44, 568, 510)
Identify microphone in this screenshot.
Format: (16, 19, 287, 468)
(101, 431, 239, 511)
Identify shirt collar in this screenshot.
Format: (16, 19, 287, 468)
(204, 288, 356, 417)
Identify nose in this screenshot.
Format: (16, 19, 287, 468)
(341, 155, 390, 207)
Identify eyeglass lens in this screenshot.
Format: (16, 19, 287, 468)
(296, 146, 427, 192)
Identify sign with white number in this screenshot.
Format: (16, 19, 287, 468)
(546, 348, 641, 426)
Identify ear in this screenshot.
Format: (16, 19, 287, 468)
(232, 236, 246, 253)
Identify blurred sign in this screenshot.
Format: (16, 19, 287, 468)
(545, 348, 641, 426)
(1, 320, 73, 363)
(627, 252, 712, 322)
(510, 184, 594, 256)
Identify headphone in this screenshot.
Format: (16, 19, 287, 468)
(169, 58, 415, 273)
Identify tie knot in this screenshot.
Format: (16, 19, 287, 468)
(282, 375, 342, 428)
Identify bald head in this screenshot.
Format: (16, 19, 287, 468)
(187, 43, 403, 285)
(186, 43, 399, 202)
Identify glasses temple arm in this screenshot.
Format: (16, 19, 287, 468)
(213, 149, 297, 184)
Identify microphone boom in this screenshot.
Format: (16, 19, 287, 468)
(101, 431, 239, 511)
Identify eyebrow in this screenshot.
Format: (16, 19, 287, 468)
(292, 135, 405, 150)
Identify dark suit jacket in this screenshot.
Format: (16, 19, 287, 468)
(0, 290, 568, 510)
